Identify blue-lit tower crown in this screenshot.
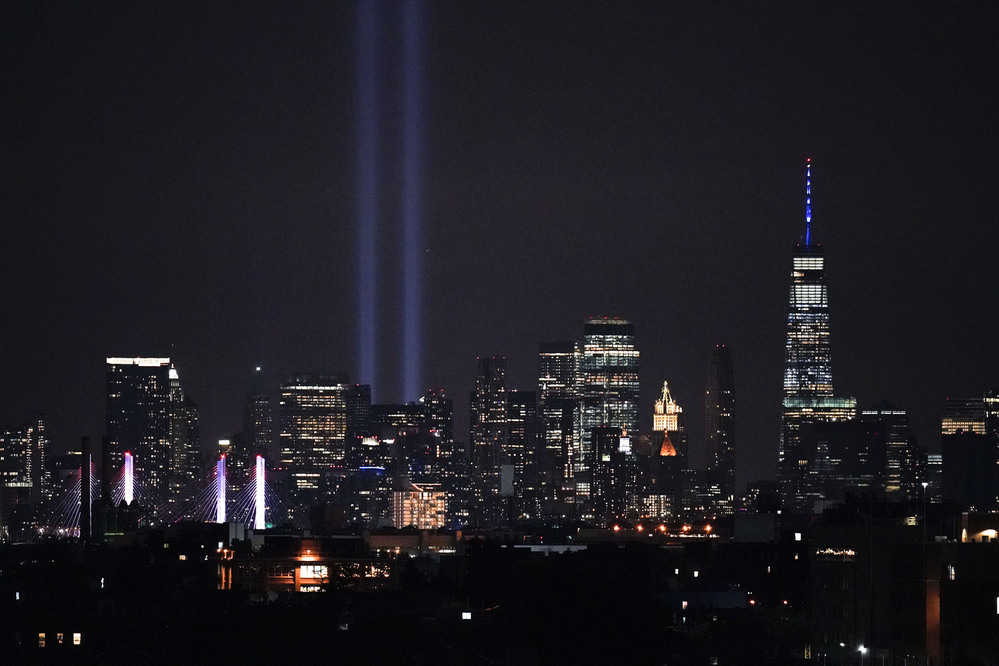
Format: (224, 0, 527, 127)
(782, 158, 833, 398)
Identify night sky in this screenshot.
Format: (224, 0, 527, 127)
(2, 2, 996, 487)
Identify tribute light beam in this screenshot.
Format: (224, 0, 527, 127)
(402, 0, 424, 401)
(357, 0, 379, 398)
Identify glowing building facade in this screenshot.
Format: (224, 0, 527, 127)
(278, 374, 349, 499)
(580, 318, 639, 498)
(777, 162, 857, 513)
(653, 381, 682, 433)
(391, 482, 445, 529)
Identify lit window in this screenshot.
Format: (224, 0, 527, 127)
(73, 633, 81, 646)
(57, 633, 64, 644)
(38, 633, 45, 648)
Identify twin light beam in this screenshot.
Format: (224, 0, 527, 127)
(356, 1, 424, 402)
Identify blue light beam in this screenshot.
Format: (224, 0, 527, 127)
(357, 1, 380, 396)
(402, 0, 424, 401)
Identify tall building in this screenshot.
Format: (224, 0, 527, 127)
(242, 390, 273, 465)
(106, 357, 199, 496)
(776, 161, 856, 513)
(469, 357, 508, 474)
(278, 374, 349, 509)
(506, 390, 538, 501)
(859, 401, 923, 500)
(0, 416, 49, 500)
(580, 318, 639, 498)
(705, 345, 735, 503)
(0, 416, 50, 536)
(538, 341, 580, 509)
(940, 396, 997, 511)
(421, 388, 454, 447)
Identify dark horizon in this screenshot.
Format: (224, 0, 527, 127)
(1, 2, 996, 487)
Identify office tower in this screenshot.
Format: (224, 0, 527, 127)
(506, 390, 538, 502)
(538, 341, 581, 510)
(580, 318, 639, 498)
(278, 374, 349, 508)
(705, 345, 736, 503)
(106, 357, 200, 495)
(468, 357, 509, 525)
(926, 454, 943, 503)
(800, 419, 884, 509)
(168, 369, 200, 501)
(469, 357, 508, 474)
(345, 384, 372, 444)
(539, 341, 580, 403)
(776, 161, 856, 513)
(0, 416, 50, 537)
(0, 416, 49, 500)
(243, 390, 273, 462)
(859, 401, 922, 499)
(940, 396, 997, 511)
(421, 388, 454, 447)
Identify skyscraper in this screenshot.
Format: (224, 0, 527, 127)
(777, 161, 856, 513)
(940, 395, 998, 511)
(538, 340, 580, 507)
(469, 357, 508, 473)
(469, 356, 509, 525)
(705, 345, 736, 503)
(506, 389, 538, 502)
(106, 357, 199, 496)
(278, 374, 349, 512)
(580, 318, 639, 499)
(860, 401, 923, 499)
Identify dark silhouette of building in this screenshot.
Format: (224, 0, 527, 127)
(105, 357, 199, 498)
(705, 345, 736, 507)
(941, 395, 998, 511)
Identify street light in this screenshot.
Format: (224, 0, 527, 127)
(859, 645, 867, 665)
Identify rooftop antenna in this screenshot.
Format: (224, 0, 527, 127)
(805, 158, 812, 245)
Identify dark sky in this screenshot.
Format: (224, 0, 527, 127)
(2, 1, 996, 487)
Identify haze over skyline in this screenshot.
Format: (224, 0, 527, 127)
(1, 2, 996, 486)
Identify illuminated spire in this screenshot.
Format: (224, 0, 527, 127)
(805, 157, 812, 245)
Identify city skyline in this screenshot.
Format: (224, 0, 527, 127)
(1, 2, 996, 488)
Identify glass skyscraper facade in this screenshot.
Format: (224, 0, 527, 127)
(777, 161, 856, 513)
(580, 318, 639, 499)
